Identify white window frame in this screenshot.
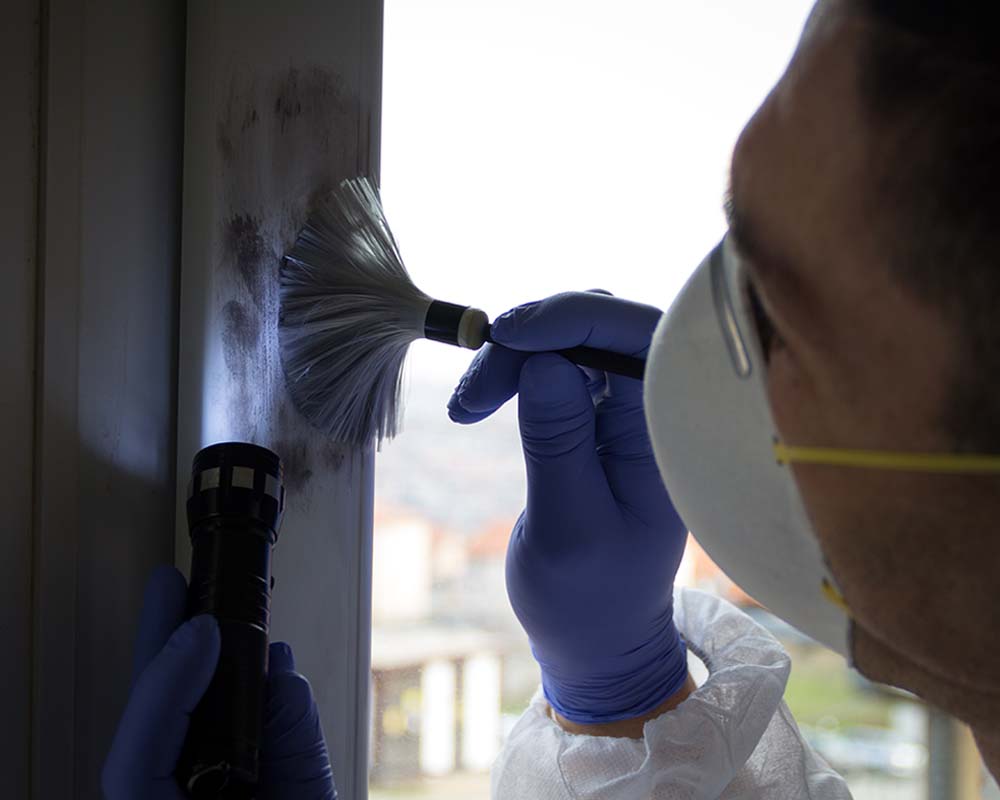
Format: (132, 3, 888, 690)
(175, 3, 383, 798)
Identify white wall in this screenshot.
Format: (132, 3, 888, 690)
(421, 660, 458, 775)
(2, 2, 382, 797)
(9, 1, 187, 797)
(373, 517, 433, 624)
(462, 654, 502, 771)
(0, 2, 39, 796)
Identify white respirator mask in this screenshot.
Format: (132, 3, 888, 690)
(645, 236, 1000, 656)
(643, 237, 852, 654)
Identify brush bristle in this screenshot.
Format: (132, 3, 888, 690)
(279, 176, 431, 446)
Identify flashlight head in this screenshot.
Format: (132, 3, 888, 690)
(187, 442, 285, 544)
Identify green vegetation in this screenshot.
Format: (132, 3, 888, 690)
(783, 645, 894, 729)
(501, 695, 534, 717)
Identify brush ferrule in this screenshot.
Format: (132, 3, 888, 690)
(424, 301, 490, 350)
(424, 301, 466, 346)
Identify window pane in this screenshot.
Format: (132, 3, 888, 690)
(373, 2, 944, 798)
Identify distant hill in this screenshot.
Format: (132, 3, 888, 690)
(375, 374, 526, 533)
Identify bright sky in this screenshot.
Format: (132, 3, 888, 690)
(381, 0, 817, 384)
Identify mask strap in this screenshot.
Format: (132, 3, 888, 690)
(774, 442, 1000, 475)
(820, 578, 850, 614)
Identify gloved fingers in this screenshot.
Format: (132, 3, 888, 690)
(592, 399, 685, 528)
(447, 342, 531, 424)
(131, 564, 188, 690)
(603, 452, 681, 529)
(517, 353, 615, 543)
(490, 291, 662, 401)
(101, 767, 189, 800)
(581, 365, 607, 401)
(132, 615, 220, 750)
(490, 291, 662, 359)
(260, 757, 337, 800)
(103, 615, 220, 797)
(593, 393, 658, 462)
(269, 640, 297, 675)
(263, 669, 323, 756)
(261, 665, 338, 800)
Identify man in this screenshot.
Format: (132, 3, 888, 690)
(103, 1, 1000, 797)
(721, 0, 1000, 770)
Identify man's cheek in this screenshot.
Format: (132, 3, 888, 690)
(791, 467, 922, 648)
(764, 354, 821, 446)
(789, 469, 857, 575)
(764, 359, 882, 603)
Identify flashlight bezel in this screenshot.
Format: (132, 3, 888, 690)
(187, 441, 285, 544)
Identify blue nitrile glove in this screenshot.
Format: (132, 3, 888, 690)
(259, 642, 338, 800)
(447, 291, 689, 725)
(102, 565, 337, 800)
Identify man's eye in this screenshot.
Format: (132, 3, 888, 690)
(747, 280, 784, 363)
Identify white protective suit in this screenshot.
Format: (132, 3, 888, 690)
(492, 588, 852, 799)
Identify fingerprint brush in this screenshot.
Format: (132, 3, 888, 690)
(279, 176, 645, 447)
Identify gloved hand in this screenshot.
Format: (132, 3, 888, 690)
(102, 565, 337, 800)
(448, 291, 689, 725)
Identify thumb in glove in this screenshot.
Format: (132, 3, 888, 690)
(102, 610, 221, 800)
(259, 641, 338, 800)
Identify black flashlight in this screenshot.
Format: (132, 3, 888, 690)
(177, 442, 285, 799)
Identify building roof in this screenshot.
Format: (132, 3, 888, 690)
(371, 623, 508, 670)
(468, 518, 515, 560)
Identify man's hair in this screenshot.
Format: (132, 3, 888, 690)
(858, 2, 1000, 451)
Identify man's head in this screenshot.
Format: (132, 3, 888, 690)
(728, 0, 1000, 737)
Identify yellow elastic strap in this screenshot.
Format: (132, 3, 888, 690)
(820, 578, 850, 614)
(774, 442, 1000, 475)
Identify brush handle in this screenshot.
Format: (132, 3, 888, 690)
(552, 344, 646, 380)
(480, 329, 646, 380)
(424, 301, 647, 380)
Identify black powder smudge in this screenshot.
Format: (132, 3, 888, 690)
(272, 437, 313, 493)
(223, 213, 270, 307)
(274, 68, 303, 133)
(221, 300, 259, 379)
(242, 106, 259, 132)
(217, 121, 234, 163)
(318, 440, 348, 473)
(274, 66, 345, 136)
(217, 76, 247, 165)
